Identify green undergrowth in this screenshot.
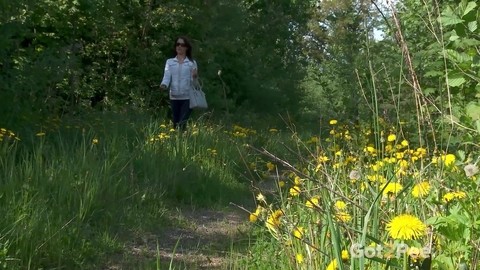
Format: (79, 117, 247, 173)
(0, 110, 270, 269)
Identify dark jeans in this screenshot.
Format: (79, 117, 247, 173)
(170, 99, 191, 130)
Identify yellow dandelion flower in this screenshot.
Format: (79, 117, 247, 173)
(401, 140, 409, 147)
(415, 147, 427, 158)
(386, 214, 427, 240)
(382, 182, 403, 197)
(293, 226, 304, 239)
(249, 206, 263, 222)
(346, 156, 357, 163)
(371, 161, 383, 170)
(443, 191, 466, 203)
(335, 200, 347, 210)
(387, 134, 396, 142)
(278, 180, 285, 188)
(336, 211, 352, 222)
(92, 138, 99, 145)
(329, 119, 338, 125)
(326, 252, 349, 270)
(289, 186, 301, 197)
(395, 168, 406, 178)
(296, 253, 304, 264)
(440, 154, 456, 166)
(294, 176, 303, 185)
(385, 144, 393, 153)
(326, 258, 338, 270)
(367, 174, 386, 183)
(317, 155, 330, 163)
(306, 196, 320, 208)
(307, 136, 319, 144)
(398, 159, 408, 169)
(266, 209, 283, 232)
(364, 146, 376, 154)
(266, 162, 275, 171)
(412, 182, 431, 198)
(385, 157, 396, 163)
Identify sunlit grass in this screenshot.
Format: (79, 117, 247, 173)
(237, 120, 480, 270)
(0, 113, 260, 269)
(1, 109, 478, 269)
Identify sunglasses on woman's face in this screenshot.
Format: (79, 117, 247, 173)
(176, 43, 187, 48)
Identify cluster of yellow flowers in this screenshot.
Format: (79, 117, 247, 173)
(149, 132, 171, 142)
(147, 124, 177, 143)
(246, 120, 479, 269)
(230, 124, 257, 138)
(0, 128, 20, 142)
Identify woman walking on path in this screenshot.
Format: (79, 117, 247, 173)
(160, 36, 198, 130)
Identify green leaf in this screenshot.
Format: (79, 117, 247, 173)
(424, 70, 443, 77)
(466, 102, 480, 120)
(440, 15, 464, 26)
(448, 73, 466, 87)
(449, 32, 460, 41)
(462, 1, 477, 17)
(457, 149, 466, 161)
(467, 21, 477, 32)
(434, 254, 455, 270)
(440, 6, 464, 26)
(423, 88, 437, 95)
(444, 49, 471, 63)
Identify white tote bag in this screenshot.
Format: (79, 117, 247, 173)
(189, 79, 208, 109)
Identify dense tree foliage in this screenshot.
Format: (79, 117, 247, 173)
(1, 0, 478, 139)
(1, 0, 312, 128)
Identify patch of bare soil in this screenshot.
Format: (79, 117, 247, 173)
(106, 206, 249, 270)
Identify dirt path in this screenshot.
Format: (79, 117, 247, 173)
(106, 205, 249, 269)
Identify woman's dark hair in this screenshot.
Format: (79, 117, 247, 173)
(173, 36, 193, 60)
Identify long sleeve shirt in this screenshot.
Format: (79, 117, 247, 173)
(161, 57, 197, 100)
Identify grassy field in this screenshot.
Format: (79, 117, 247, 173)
(1, 111, 479, 270)
(0, 111, 261, 269)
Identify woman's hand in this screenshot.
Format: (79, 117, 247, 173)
(160, 84, 167, 90)
(191, 68, 198, 79)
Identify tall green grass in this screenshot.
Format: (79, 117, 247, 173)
(0, 112, 257, 269)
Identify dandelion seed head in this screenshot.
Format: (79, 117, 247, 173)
(464, 164, 479, 177)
